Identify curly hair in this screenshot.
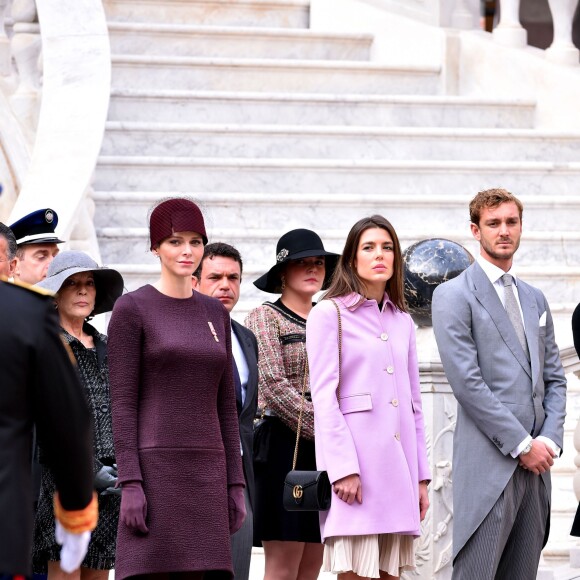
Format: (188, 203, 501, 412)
(469, 188, 523, 226)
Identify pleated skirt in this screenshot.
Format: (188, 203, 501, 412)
(323, 534, 415, 578)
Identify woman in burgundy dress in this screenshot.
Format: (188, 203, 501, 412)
(108, 198, 245, 580)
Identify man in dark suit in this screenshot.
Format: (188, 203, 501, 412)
(0, 279, 97, 577)
(194, 242, 259, 580)
(432, 188, 567, 580)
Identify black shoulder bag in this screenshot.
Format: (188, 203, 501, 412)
(282, 300, 343, 512)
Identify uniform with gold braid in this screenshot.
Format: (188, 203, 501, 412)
(0, 279, 95, 576)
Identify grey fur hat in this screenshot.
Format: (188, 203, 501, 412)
(37, 251, 124, 315)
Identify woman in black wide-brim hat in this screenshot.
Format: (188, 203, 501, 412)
(245, 229, 339, 580)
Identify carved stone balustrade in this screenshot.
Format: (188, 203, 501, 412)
(493, 0, 528, 47)
(545, 0, 580, 65)
(495, 0, 580, 64)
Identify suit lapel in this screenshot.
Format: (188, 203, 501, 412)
(518, 281, 539, 385)
(232, 321, 258, 414)
(470, 263, 532, 378)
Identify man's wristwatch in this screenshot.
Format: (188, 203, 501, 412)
(519, 441, 533, 457)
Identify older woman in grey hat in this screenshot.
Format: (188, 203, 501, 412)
(32, 251, 124, 580)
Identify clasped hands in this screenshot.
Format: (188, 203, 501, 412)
(518, 439, 556, 475)
(94, 464, 121, 497)
(333, 474, 430, 521)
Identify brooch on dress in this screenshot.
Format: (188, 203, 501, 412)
(208, 321, 219, 342)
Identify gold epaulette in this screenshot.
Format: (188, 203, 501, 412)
(0, 275, 54, 296)
(54, 492, 98, 533)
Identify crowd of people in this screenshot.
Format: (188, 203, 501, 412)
(0, 187, 575, 580)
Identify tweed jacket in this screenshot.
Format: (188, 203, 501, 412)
(306, 293, 430, 540)
(245, 301, 314, 439)
(60, 324, 115, 472)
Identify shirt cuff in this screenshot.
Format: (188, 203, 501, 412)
(536, 435, 560, 456)
(510, 435, 532, 458)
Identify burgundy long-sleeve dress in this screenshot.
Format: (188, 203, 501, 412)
(108, 285, 244, 580)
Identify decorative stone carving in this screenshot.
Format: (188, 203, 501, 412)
(9, 0, 40, 130)
(0, 0, 13, 76)
(402, 329, 456, 579)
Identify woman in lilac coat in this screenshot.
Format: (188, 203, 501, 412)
(306, 215, 430, 580)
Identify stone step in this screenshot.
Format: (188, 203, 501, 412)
(92, 191, 580, 233)
(108, 22, 372, 61)
(96, 256, 580, 317)
(96, 225, 580, 282)
(110, 55, 441, 94)
(103, 0, 310, 29)
(94, 157, 580, 195)
(101, 123, 580, 161)
(108, 90, 536, 128)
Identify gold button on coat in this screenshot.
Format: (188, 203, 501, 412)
(392, 399, 399, 407)
(380, 333, 388, 341)
(395, 433, 401, 441)
(387, 366, 394, 374)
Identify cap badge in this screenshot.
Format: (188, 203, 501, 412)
(45, 210, 54, 223)
(276, 249, 289, 262)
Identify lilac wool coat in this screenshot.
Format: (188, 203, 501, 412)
(306, 293, 430, 541)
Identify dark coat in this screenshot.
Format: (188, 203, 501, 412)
(108, 285, 244, 580)
(571, 303, 580, 536)
(232, 320, 258, 510)
(0, 281, 93, 576)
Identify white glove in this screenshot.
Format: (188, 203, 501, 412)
(55, 520, 91, 573)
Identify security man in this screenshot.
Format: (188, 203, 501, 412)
(9, 208, 64, 285)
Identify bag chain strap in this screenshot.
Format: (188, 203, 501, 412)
(291, 299, 342, 471)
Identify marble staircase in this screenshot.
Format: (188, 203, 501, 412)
(92, 1, 580, 576)
(94, 0, 580, 318)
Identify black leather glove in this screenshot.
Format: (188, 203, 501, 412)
(94, 464, 119, 495)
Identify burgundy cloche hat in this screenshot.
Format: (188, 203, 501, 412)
(149, 198, 208, 249)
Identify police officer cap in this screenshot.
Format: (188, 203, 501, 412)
(9, 208, 65, 246)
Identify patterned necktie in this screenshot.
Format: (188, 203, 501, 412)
(502, 273, 529, 358)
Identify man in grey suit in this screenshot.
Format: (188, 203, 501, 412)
(432, 188, 567, 580)
(194, 242, 259, 580)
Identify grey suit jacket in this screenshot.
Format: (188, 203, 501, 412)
(432, 261, 566, 559)
(232, 319, 259, 510)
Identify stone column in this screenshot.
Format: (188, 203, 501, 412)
(545, 0, 580, 65)
(404, 328, 456, 580)
(493, 0, 528, 47)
